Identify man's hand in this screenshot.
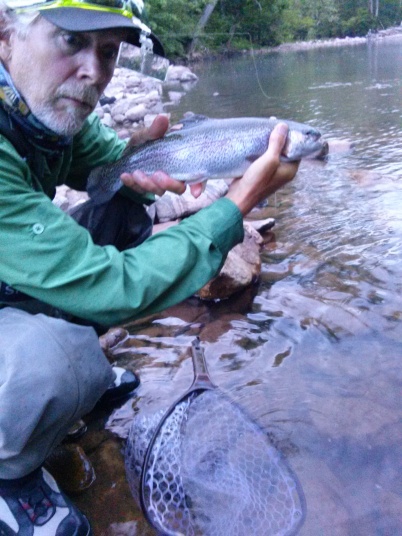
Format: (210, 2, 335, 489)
(225, 123, 299, 216)
(121, 115, 191, 197)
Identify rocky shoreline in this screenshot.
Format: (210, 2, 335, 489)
(94, 64, 198, 139)
(259, 24, 402, 53)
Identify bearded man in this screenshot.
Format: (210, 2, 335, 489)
(0, 0, 298, 533)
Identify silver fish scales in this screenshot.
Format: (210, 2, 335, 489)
(87, 114, 324, 204)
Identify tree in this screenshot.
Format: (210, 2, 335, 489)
(144, 0, 210, 57)
(282, 0, 340, 40)
(206, 0, 288, 48)
(189, 0, 220, 55)
(143, 0, 402, 58)
(368, 0, 380, 17)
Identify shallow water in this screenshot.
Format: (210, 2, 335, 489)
(115, 39, 402, 535)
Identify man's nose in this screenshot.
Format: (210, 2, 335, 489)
(76, 49, 111, 85)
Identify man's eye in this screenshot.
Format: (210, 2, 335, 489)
(59, 32, 84, 52)
(102, 46, 120, 61)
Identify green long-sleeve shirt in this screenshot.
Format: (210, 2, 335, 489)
(0, 113, 244, 326)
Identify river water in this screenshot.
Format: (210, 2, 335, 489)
(118, 38, 402, 535)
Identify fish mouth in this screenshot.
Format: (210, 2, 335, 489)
(283, 128, 323, 160)
(306, 132, 324, 149)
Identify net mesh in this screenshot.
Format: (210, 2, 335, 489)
(125, 389, 305, 536)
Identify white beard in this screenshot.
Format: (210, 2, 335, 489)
(32, 102, 88, 136)
(28, 83, 100, 136)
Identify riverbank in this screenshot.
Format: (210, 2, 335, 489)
(186, 24, 402, 63)
(263, 24, 402, 53)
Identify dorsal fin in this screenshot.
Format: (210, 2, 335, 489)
(170, 112, 210, 132)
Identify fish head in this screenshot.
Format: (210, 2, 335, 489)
(283, 124, 324, 161)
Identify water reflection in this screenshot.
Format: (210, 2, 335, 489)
(118, 39, 402, 535)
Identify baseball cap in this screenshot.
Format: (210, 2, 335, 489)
(7, 0, 165, 56)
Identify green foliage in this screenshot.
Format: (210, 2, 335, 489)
(281, 8, 314, 42)
(337, 0, 402, 36)
(379, 0, 402, 27)
(282, 0, 341, 41)
(143, 0, 209, 57)
(341, 8, 376, 36)
(193, 0, 289, 51)
(142, 0, 402, 59)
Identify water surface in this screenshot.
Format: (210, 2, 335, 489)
(119, 39, 402, 535)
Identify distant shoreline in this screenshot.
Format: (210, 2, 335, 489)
(187, 26, 402, 63)
(267, 25, 402, 53)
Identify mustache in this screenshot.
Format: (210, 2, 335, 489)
(55, 84, 100, 108)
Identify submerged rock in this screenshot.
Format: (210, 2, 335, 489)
(165, 65, 198, 83)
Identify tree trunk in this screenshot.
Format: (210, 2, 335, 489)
(189, 0, 220, 55)
(369, 0, 380, 17)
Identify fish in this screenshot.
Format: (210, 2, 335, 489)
(87, 113, 324, 204)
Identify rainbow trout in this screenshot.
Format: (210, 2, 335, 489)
(87, 114, 323, 204)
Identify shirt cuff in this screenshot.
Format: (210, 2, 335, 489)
(184, 197, 244, 254)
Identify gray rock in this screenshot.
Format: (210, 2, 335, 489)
(94, 65, 197, 137)
(125, 103, 148, 122)
(102, 113, 113, 128)
(168, 91, 183, 103)
(154, 181, 230, 223)
(166, 65, 198, 83)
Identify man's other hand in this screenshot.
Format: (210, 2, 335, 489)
(225, 123, 299, 216)
(121, 115, 189, 197)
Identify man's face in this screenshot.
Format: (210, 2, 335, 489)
(4, 17, 126, 136)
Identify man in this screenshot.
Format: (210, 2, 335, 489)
(0, 0, 298, 534)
